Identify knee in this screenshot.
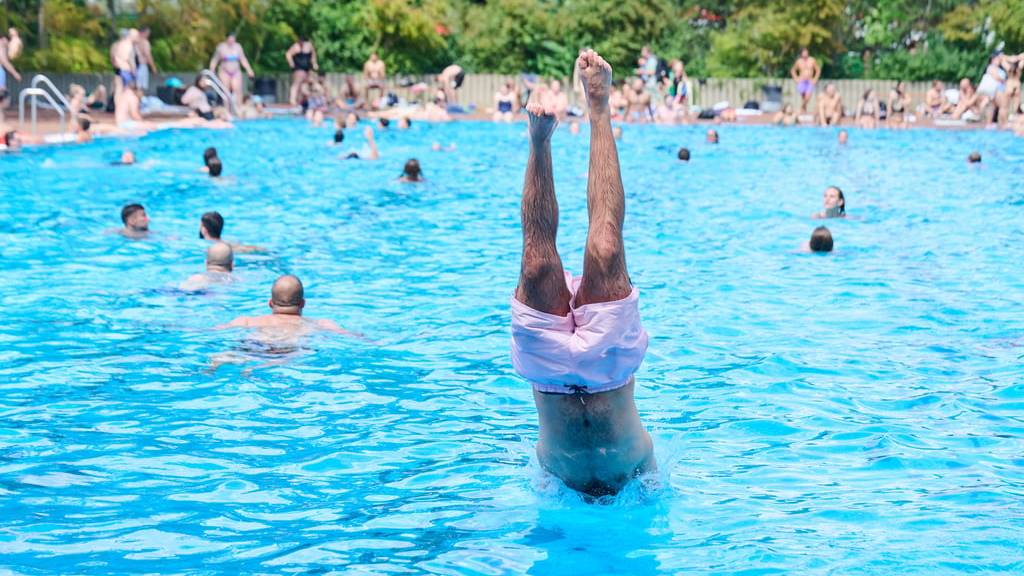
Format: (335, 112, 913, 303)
(521, 254, 559, 284)
(586, 236, 623, 269)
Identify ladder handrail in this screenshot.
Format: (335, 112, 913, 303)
(19, 88, 67, 136)
(201, 69, 236, 117)
(30, 74, 72, 112)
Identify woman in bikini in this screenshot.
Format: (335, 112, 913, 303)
(285, 36, 317, 106)
(210, 33, 254, 110)
(887, 81, 911, 128)
(856, 89, 879, 129)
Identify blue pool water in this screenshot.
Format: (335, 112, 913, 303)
(1, 120, 1023, 574)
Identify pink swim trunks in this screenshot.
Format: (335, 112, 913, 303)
(511, 272, 648, 394)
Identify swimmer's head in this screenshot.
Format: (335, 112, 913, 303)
(203, 147, 218, 162)
(677, 147, 690, 162)
(431, 142, 442, 151)
(378, 118, 390, 129)
(402, 158, 422, 181)
(824, 186, 845, 215)
(968, 151, 982, 163)
(4, 130, 20, 151)
(706, 129, 719, 144)
(613, 126, 622, 140)
(333, 129, 345, 144)
(206, 241, 233, 272)
(200, 211, 224, 239)
(838, 129, 848, 145)
(269, 274, 305, 315)
(78, 117, 91, 133)
(809, 226, 833, 253)
(121, 150, 135, 165)
(121, 203, 148, 231)
(345, 112, 359, 128)
(207, 157, 223, 177)
(399, 117, 411, 129)
(569, 121, 580, 135)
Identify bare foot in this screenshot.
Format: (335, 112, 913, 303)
(576, 49, 612, 112)
(526, 102, 557, 145)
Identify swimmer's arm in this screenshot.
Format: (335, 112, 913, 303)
(229, 242, 267, 254)
(364, 127, 380, 160)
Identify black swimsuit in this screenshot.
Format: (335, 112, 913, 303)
(293, 49, 313, 72)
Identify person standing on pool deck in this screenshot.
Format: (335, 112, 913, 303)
(111, 29, 139, 111)
(790, 48, 820, 114)
(0, 29, 22, 122)
(511, 49, 653, 498)
(210, 33, 255, 110)
(135, 27, 157, 93)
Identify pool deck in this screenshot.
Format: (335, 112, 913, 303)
(1, 106, 1013, 146)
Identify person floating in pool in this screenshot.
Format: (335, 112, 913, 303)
(199, 211, 265, 253)
(804, 226, 833, 253)
(813, 186, 846, 219)
(706, 129, 719, 144)
(399, 158, 424, 182)
(221, 275, 351, 336)
(511, 49, 654, 498)
(180, 241, 234, 291)
(119, 203, 150, 239)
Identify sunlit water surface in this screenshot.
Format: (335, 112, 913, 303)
(1, 119, 1023, 574)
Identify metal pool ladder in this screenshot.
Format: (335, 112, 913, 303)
(200, 69, 236, 118)
(19, 74, 71, 135)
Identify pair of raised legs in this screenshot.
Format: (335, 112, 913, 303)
(516, 50, 630, 316)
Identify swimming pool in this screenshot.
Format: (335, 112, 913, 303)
(1, 120, 1023, 573)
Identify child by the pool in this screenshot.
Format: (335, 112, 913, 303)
(511, 49, 654, 498)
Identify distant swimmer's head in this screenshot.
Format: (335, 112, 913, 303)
(203, 147, 218, 162)
(120, 150, 135, 165)
(706, 129, 719, 144)
(809, 226, 833, 253)
(968, 151, 982, 164)
(206, 241, 234, 272)
(269, 275, 305, 315)
(345, 112, 359, 128)
(823, 186, 845, 216)
(121, 203, 148, 232)
(333, 129, 345, 144)
(838, 129, 848, 145)
(399, 117, 411, 129)
(200, 211, 224, 240)
(378, 118, 390, 129)
(402, 158, 423, 182)
(677, 147, 690, 162)
(569, 121, 580, 135)
(3, 130, 21, 152)
(613, 126, 622, 140)
(207, 156, 223, 177)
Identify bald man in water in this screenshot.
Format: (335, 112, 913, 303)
(511, 49, 653, 498)
(222, 275, 349, 334)
(181, 241, 234, 291)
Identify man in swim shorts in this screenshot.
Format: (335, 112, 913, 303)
(511, 49, 654, 498)
(111, 29, 139, 109)
(0, 29, 22, 121)
(120, 203, 149, 238)
(363, 52, 387, 107)
(790, 48, 820, 114)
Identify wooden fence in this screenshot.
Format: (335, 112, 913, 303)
(2, 71, 932, 115)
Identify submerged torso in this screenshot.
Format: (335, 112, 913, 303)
(533, 378, 654, 496)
